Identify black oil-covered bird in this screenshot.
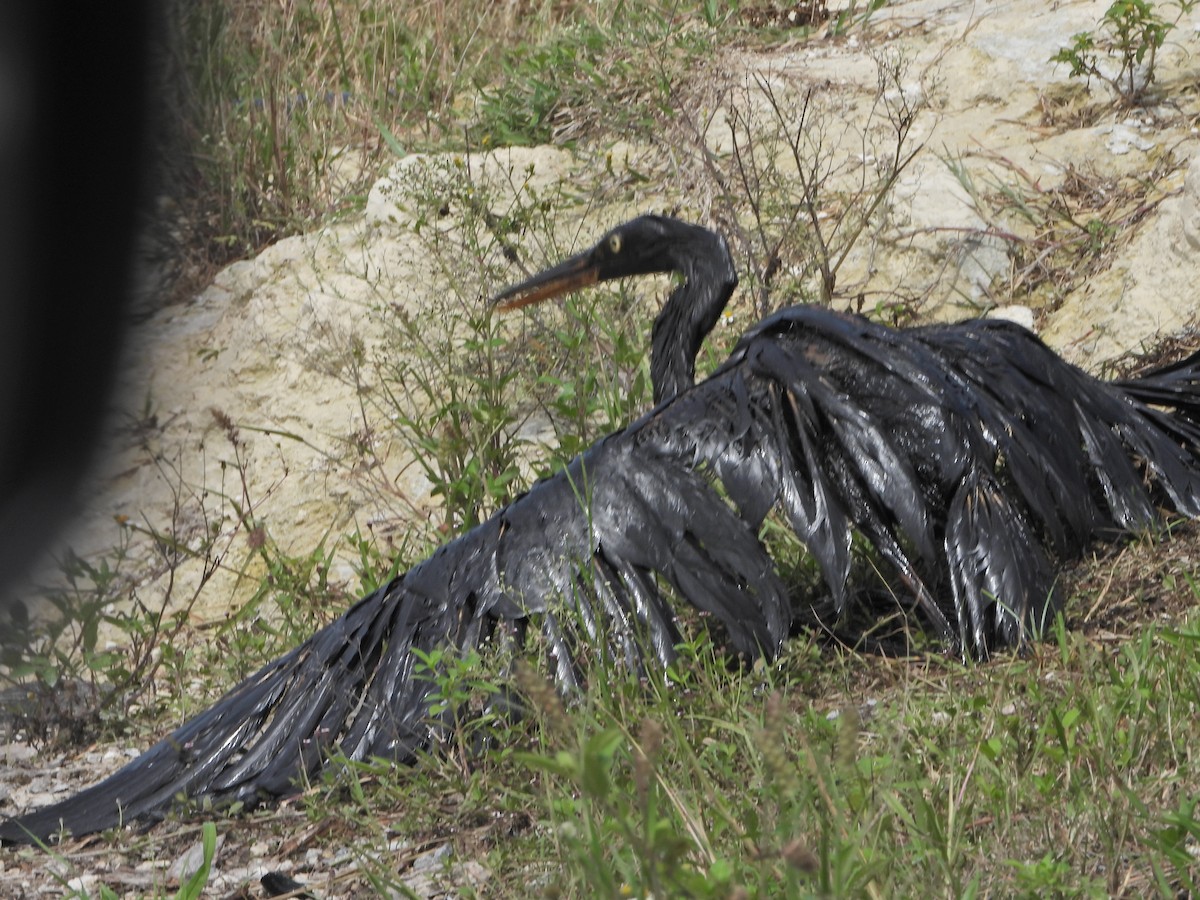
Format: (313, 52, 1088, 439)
(4, 215, 1199, 844)
(495, 215, 1200, 650)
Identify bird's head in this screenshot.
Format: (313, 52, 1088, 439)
(492, 214, 737, 403)
(491, 215, 708, 311)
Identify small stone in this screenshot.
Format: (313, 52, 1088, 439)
(412, 842, 452, 872)
(66, 875, 98, 893)
(167, 833, 224, 883)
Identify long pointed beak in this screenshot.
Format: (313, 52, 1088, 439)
(490, 250, 600, 311)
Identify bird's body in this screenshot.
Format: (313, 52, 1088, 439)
(4, 215, 1199, 844)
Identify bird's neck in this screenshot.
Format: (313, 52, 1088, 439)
(650, 233, 738, 404)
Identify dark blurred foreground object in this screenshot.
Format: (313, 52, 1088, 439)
(4, 212, 1200, 844)
(0, 3, 157, 614)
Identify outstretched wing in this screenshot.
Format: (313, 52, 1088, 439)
(643, 310, 1200, 657)
(1, 433, 790, 844)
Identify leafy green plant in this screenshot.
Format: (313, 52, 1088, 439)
(534, 288, 653, 465)
(366, 162, 537, 533)
(0, 517, 219, 742)
(510, 631, 887, 898)
(1144, 794, 1200, 895)
(173, 823, 219, 900)
(476, 24, 614, 147)
(363, 149, 663, 530)
(45, 821, 217, 899)
(413, 646, 505, 773)
(1051, 0, 1197, 104)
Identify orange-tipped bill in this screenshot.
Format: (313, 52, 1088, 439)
(491, 253, 600, 311)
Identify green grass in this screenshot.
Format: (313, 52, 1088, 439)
(163, 0, 723, 292)
(482, 598, 1199, 895)
(277, 577, 1200, 897)
(13, 588, 1200, 895)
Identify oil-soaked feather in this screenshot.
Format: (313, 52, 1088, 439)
(7, 216, 1200, 847)
(945, 470, 1058, 655)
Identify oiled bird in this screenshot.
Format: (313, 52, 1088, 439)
(4, 214, 1200, 844)
(495, 216, 1200, 649)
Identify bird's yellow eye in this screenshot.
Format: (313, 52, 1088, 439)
(608, 234, 622, 254)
